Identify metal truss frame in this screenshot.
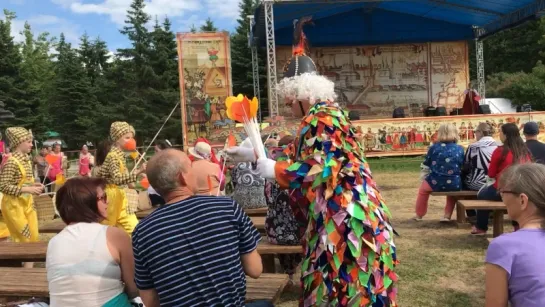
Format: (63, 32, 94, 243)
(264, 0, 279, 117)
(476, 39, 486, 101)
(248, 15, 262, 122)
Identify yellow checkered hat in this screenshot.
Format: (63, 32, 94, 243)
(5, 127, 32, 149)
(110, 121, 135, 141)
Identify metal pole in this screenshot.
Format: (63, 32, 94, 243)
(476, 39, 486, 101)
(248, 15, 262, 122)
(264, 0, 279, 117)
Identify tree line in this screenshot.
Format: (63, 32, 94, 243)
(0, 0, 266, 149)
(1, 0, 543, 148)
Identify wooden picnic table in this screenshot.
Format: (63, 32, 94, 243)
(0, 268, 288, 303)
(457, 200, 507, 238)
(40, 216, 266, 234)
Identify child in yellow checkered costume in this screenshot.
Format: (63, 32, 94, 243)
(97, 122, 146, 235)
(0, 127, 44, 246)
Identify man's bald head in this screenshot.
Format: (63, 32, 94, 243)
(146, 149, 192, 196)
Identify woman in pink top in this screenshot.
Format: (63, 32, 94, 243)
(188, 141, 225, 196)
(485, 163, 545, 307)
(78, 145, 94, 177)
(48, 143, 65, 182)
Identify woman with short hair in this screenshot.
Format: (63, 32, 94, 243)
(462, 122, 498, 190)
(485, 163, 545, 307)
(413, 123, 464, 221)
(47, 177, 141, 307)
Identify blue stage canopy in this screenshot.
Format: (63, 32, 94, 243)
(253, 0, 545, 47)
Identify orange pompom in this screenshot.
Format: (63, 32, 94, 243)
(45, 154, 60, 165)
(140, 176, 150, 189)
(123, 138, 137, 151)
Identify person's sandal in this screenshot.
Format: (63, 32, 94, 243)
(470, 226, 487, 236)
(439, 217, 451, 223)
(412, 216, 423, 221)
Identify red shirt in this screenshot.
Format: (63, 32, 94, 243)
(488, 146, 531, 188)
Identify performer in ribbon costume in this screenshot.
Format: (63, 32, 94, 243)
(0, 128, 43, 251)
(97, 122, 146, 235)
(227, 18, 398, 306)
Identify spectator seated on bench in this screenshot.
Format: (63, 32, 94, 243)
(47, 177, 142, 307)
(414, 124, 464, 222)
(133, 149, 271, 307)
(472, 123, 531, 235)
(461, 122, 497, 221)
(485, 163, 545, 307)
(264, 136, 302, 279)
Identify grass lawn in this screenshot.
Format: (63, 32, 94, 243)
(276, 167, 510, 307)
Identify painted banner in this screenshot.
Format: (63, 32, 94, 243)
(276, 41, 469, 118)
(352, 112, 545, 157)
(176, 32, 233, 149)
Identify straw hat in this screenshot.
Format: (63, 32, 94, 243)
(189, 142, 212, 160)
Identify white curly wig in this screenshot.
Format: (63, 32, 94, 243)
(277, 72, 337, 105)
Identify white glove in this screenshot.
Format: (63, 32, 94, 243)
(225, 146, 256, 162)
(256, 158, 276, 179)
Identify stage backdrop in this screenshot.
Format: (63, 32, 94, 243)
(177, 32, 233, 149)
(276, 41, 469, 118)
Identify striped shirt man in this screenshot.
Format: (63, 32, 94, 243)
(132, 195, 261, 306)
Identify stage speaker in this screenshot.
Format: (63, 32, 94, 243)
(517, 104, 532, 112)
(450, 108, 463, 116)
(392, 107, 405, 118)
(478, 105, 491, 114)
(436, 107, 447, 116)
(425, 107, 437, 117)
(348, 111, 360, 121)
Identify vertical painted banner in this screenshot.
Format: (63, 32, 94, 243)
(176, 32, 233, 150)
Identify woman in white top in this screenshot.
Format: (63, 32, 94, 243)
(47, 177, 140, 307)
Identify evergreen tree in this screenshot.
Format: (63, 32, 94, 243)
(49, 34, 100, 147)
(230, 0, 269, 118)
(18, 21, 55, 137)
(0, 10, 30, 129)
(116, 0, 157, 142)
(190, 24, 197, 33)
(200, 18, 218, 32)
(78, 33, 111, 85)
(150, 17, 182, 143)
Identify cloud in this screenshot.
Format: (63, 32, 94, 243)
(53, 0, 240, 26)
(178, 14, 204, 32)
(3, 13, 81, 45)
(56, 0, 202, 26)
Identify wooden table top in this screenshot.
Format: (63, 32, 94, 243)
(135, 206, 268, 219)
(431, 190, 478, 197)
(0, 268, 288, 302)
(457, 200, 506, 210)
(0, 242, 47, 262)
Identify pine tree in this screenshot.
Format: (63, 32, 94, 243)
(190, 24, 197, 33)
(0, 10, 30, 129)
(115, 0, 157, 142)
(49, 33, 100, 147)
(78, 34, 111, 85)
(18, 21, 55, 137)
(200, 18, 218, 32)
(150, 17, 182, 143)
(231, 0, 269, 118)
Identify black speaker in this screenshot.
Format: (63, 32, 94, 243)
(436, 107, 447, 116)
(450, 108, 463, 115)
(425, 107, 437, 117)
(517, 104, 532, 112)
(348, 110, 360, 121)
(478, 104, 491, 114)
(392, 107, 405, 118)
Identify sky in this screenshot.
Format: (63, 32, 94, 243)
(3, 0, 242, 52)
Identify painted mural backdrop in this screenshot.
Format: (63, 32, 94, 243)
(276, 41, 468, 118)
(177, 32, 233, 148)
(352, 112, 545, 157)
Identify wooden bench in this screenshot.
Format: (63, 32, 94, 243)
(244, 207, 268, 217)
(431, 190, 479, 224)
(457, 200, 507, 238)
(0, 242, 47, 267)
(40, 216, 266, 234)
(135, 208, 155, 219)
(0, 268, 288, 303)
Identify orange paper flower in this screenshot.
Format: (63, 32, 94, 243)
(129, 151, 138, 160)
(225, 94, 258, 123)
(45, 154, 59, 165)
(226, 133, 236, 148)
(140, 176, 150, 189)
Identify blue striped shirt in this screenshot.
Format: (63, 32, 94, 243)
(132, 196, 261, 306)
